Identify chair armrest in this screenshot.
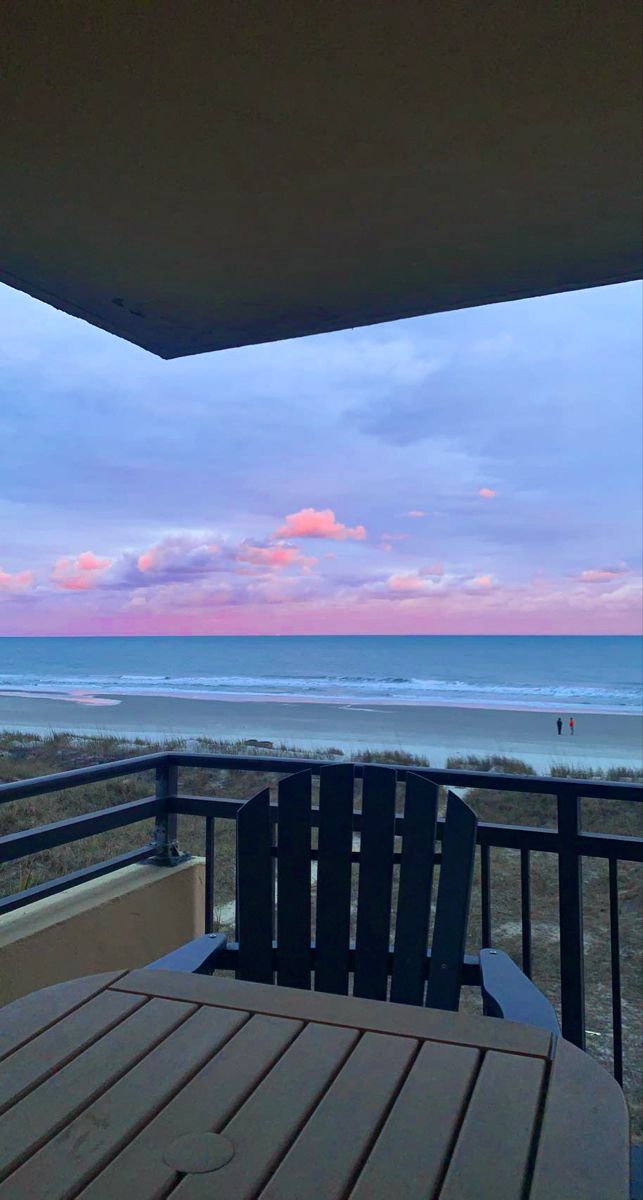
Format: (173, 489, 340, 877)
(479, 948, 561, 1036)
(145, 932, 227, 974)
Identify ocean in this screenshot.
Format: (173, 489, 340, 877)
(0, 636, 640, 715)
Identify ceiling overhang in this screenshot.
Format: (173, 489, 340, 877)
(1, 2, 641, 358)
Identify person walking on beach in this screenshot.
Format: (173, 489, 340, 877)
(569, 716, 575, 736)
(556, 717, 563, 735)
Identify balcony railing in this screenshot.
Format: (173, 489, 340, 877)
(1, 750, 641, 1100)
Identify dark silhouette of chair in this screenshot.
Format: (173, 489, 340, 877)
(147, 764, 560, 1032)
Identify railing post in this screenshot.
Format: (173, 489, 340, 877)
(152, 758, 181, 866)
(520, 849, 532, 979)
(480, 844, 491, 947)
(204, 815, 215, 933)
(608, 858, 623, 1085)
(557, 784, 585, 1048)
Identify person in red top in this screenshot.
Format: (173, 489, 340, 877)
(569, 716, 575, 736)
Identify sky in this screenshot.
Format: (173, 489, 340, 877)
(0, 280, 641, 636)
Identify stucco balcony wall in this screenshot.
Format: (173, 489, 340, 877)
(0, 857, 205, 1006)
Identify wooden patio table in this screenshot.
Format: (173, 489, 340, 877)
(0, 968, 628, 1199)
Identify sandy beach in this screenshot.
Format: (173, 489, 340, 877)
(0, 692, 640, 772)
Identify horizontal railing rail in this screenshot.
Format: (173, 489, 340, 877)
(0, 751, 167, 804)
(172, 792, 643, 859)
(2, 750, 641, 804)
(0, 750, 641, 1092)
(169, 751, 643, 800)
(0, 846, 158, 916)
(0, 796, 162, 864)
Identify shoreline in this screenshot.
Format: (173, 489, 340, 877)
(0, 691, 640, 772)
(0, 686, 637, 717)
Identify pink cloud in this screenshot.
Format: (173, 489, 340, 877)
(136, 537, 220, 576)
(52, 552, 111, 591)
(138, 549, 158, 572)
(274, 507, 366, 541)
(382, 565, 448, 596)
(478, 488, 497, 499)
(404, 510, 426, 518)
(471, 574, 494, 588)
(235, 543, 317, 573)
(387, 573, 425, 593)
(0, 567, 34, 593)
(130, 533, 319, 591)
(76, 551, 111, 572)
(579, 566, 629, 583)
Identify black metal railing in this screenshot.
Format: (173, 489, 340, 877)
(1, 751, 641, 1092)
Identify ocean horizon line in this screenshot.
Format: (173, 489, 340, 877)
(1, 633, 641, 640)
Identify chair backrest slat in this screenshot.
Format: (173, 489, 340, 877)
(276, 771, 312, 989)
(426, 791, 478, 1012)
(390, 773, 438, 1005)
(236, 786, 273, 983)
(353, 766, 397, 1000)
(315, 764, 355, 995)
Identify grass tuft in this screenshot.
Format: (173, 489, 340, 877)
(445, 753, 536, 775)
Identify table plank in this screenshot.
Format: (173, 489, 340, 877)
(260, 1031, 417, 1199)
(114, 970, 552, 1058)
(172, 1020, 359, 1200)
(530, 1037, 629, 1200)
(0, 997, 192, 1184)
(0, 989, 144, 1112)
(1, 1004, 247, 1200)
(349, 1040, 480, 1200)
(79, 1013, 301, 1200)
(0, 972, 125, 1061)
(439, 1050, 545, 1200)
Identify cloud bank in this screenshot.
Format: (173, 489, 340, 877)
(0, 278, 640, 634)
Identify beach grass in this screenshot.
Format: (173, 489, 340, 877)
(1, 729, 641, 1130)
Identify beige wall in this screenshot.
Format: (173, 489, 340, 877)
(0, 858, 205, 1006)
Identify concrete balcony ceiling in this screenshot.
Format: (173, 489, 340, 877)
(0, 1, 641, 359)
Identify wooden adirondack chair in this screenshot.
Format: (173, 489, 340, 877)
(147, 764, 559, 1033)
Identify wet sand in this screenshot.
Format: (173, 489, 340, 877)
(0, 692, 641, 772)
